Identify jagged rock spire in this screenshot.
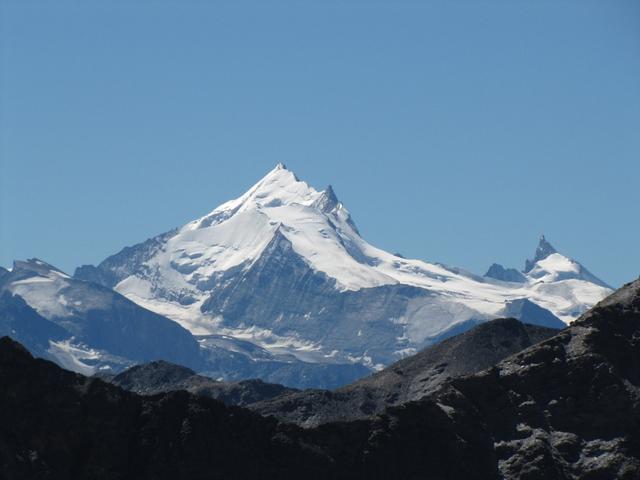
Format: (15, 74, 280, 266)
(524, 235, 557, 273)
(313, 185, 339, 213)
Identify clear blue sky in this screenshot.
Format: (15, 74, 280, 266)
(1, 0, 639, 287)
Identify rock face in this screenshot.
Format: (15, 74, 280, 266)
(0, 279, 639, 479)
(73, 165, 611, 378)
(430, 277, 640, 478)
(107, 360, 297, 406)
(250, 318, 561, 427)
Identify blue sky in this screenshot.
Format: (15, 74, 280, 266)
(1, 0, 638, 286)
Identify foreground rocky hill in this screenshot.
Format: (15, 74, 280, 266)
(0, 336, 495, 480)
(251, 318, 560, 427)
(426, 278, 640, 478)
(1, 278, 639, 479)
(106, 360, 297, 406)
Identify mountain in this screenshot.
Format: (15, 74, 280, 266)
(1, 278, 639, 479)
(106, 360, 297, 406)
(74, 164, 611, 375)
(250, 318, 560, 427)
(520, 234, 611, 288)
(0, 259, 202, 374)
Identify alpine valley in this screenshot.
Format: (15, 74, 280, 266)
(2, 165, 613, 388)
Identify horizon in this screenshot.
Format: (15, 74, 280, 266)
(2, 1, 639, 286)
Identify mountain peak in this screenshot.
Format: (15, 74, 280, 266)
(522, 236, 612, 290)
(313, 185, 340, 214)
(12, 258, 70, 278)
(485, 263, 526, 283)
(226, 164, 312, 208)
(257, 163, 300, 187)
(534, 234, 557, 260)
(324, 184, 336, 198)
(524, 235, 558, 272)
(194, 165, 311, 229)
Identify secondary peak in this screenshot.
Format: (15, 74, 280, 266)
(524, 234, 558, 272)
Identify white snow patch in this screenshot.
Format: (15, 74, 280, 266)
(47, 340, 99, 376)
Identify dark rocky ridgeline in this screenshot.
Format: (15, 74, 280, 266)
(107, 360, 297, 406)
(0, 336, 499, 480)
(0, 337, 320, 480)
(251, 318, 561, 427)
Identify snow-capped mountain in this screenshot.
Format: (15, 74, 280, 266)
(0, 259, 202, 374)
(75, 164, 612, 371)
(522, 235, 611, 288)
